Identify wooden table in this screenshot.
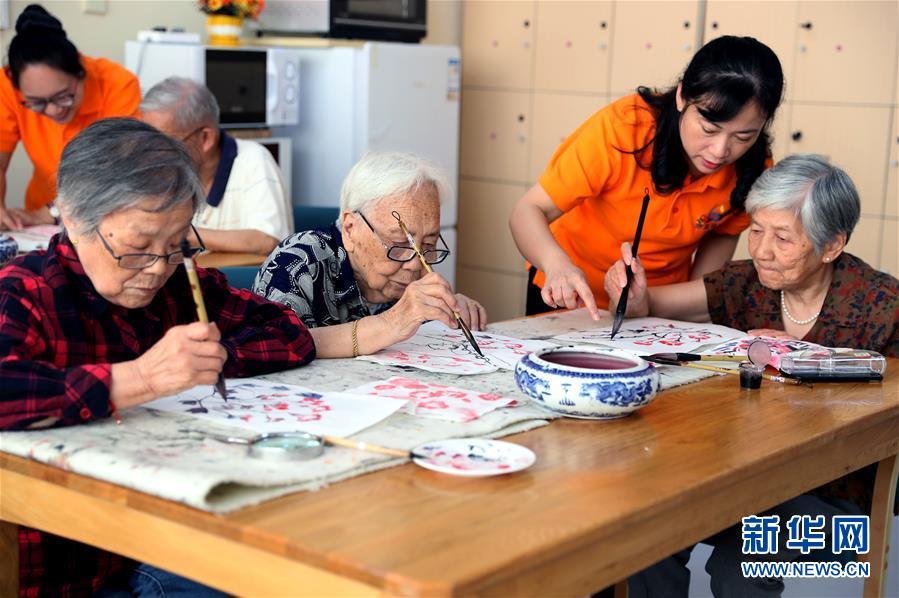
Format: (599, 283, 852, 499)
(195, 252, 268, 269)
(1, 359, 897, 596)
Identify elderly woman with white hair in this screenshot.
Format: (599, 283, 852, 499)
(0, 117, 316, 596)
(604, 153, 898, 597)
(254, 151, 487, 357)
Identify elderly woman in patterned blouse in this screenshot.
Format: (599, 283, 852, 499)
(604, 153, 898, 597)
(0, 118, 316, 597)
(254, 151, 487, 357)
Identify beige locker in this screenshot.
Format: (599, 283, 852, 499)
(786, 104, 891, 215)
(732, 232, 751, 262)
(529, 93, 608, 181)
(793, 1, 898, 105)
(886, 108, 898, 218)
(458, 179, 529, 273)
(880, 219, 898, 277)
(609, 1, 700, 95)
(844, 215, 883, 269)
(460, 89, 531, 182)
(456, 266, 528, 323)
(462, 0, 535, 89)
(703, 0, 798, 102)
(768, 102, 792, 163)
(533, 1, 613, 93)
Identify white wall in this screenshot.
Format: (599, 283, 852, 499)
(0, 0, 462, 208)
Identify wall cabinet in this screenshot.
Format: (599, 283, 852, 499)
(529, 93, 607, 181)
(461, 1, 535, 89)
(533, 1, 613, 93)
(456, 267, 527, 323)
(885, 108, 898, 218)
(787, 104, 892, 215)
(881, 220, 897, 277)
(460, 89, 531, 181)
(609, 1, 700, 95)
(458, 179, 529, 273)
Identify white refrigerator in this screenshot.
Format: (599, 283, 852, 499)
(270, 42, 461, 284)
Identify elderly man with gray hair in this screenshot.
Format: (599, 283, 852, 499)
(603, 153, 898, 597)
(140, 76, 291, 255)
(254, 151, 487, 358)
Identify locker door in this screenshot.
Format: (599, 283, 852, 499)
(529, 93, 608, 182)
(458, 179, 529, 273)
(462, 1, 536, 89)
(534, 1, 613, 94)
(609, 1, 700, 96)
(460, 89, 531, 182)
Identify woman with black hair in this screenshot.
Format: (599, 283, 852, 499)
(510, 35, 784, 319)
(0, 3, 140, 230)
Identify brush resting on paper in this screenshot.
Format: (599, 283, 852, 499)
(391, 211, 483, 357)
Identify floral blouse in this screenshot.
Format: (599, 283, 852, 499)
(704, 252, 899, 513)
(253, 224, 391, 329)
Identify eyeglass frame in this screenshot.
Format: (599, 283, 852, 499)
(97, 224, 206, 270)
(354, 210, 450, 265)
(19, 79, 79, 113)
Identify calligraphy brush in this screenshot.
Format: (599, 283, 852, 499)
(611, 188, 651, 339)
(392, 211, 484, 357)
(181, 239, 229, 401)
(642, 355, 808, 386)
(322, 436, 429, 460)
(648, 352, 747, 363)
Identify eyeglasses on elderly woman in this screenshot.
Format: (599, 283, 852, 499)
(355, 210, 450, 265)
(96, 224, 206, 269)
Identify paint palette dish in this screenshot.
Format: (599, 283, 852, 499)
(515, 346, 659, 419)
(412, 438, 536, 477)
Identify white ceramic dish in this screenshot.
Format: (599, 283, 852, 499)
(412, 438, 535, 477)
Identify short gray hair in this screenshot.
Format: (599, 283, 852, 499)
(56, 118, 204, 235)
(339, 151, 450, 214)
(745, 154, 860, 254)
(140, 76, 220, 130)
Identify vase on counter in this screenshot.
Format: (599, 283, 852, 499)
(206, 14, 243, 47)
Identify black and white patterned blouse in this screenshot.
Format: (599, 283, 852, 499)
(252, 224, 392, 328)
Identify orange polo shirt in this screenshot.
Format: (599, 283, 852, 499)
(534, 93, 753, 309)
(0, 55, 140, 210)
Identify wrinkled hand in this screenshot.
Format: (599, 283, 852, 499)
(541, 260, 600, 320)
(604, 242, 649, 318)
(454, 293, 487, 331)
(134, 322, 227, 399)
(0, 206, 53, 231)
(748, 328, 798, 341)
(379, 272, 461, 343)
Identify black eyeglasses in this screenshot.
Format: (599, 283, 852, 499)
(355, 211, 450, 265)
(20, 81, 78, 113)
(98, 225, 206, 269)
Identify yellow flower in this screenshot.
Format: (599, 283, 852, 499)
(207, 0, 223, 11)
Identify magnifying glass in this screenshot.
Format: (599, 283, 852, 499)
(183, 429, 324, 461)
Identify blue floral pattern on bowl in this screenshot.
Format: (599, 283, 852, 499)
(514, 345, 659, 419)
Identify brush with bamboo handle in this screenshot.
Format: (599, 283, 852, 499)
(642, 355, 807, 386)
(391, 211, 484, 357)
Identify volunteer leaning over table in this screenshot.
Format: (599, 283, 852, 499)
(509, 35, 784, 318)
(0, 3, 140, 230)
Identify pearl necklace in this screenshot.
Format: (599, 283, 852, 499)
(780, 290, 820, 325)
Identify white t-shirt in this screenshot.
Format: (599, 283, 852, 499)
(193, 136, 293, 242)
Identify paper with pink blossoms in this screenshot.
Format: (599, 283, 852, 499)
(146, 379, 407, 438)
(702, 336, 828, 369)
(358, 321, 555, 375)
(348, 376, 518, 423)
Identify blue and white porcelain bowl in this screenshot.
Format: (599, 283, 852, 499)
(514, 345, 660, 419)
(0, 235, 17, 268)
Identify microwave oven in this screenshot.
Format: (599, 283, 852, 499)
(124, 42, 299, 128)
(255, 0, 426, 44)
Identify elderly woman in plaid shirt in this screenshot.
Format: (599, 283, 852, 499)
(0, 118, 317, 596)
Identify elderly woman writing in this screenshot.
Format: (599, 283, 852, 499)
(254, 151, 486, 357)
(0, 118, 315, 595)
(604, 153, 898, 597)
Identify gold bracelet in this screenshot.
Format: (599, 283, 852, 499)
(351, 319, 360, 357)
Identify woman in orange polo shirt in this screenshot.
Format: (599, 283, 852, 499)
(0, 4, 140, 230)
(510, 35, 784, 318)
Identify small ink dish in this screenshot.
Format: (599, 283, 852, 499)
(739, 362, 764, 390)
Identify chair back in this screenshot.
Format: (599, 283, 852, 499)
(293, 205, 340, 232)
(218, 265, 260, 291)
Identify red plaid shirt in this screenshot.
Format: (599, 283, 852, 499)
(0, 234, 315, 596)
